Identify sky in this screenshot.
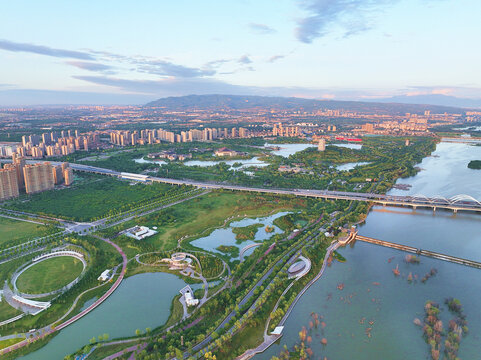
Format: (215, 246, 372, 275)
(1, 0, 481, 105)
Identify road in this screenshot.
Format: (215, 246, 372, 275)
(61, 162, 481, 213)
(3, 159, 479, 212)
(189, 228, 315, 357)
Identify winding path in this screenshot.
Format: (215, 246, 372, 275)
(0, 236, 127, 356)
(236, 241, 340, 360)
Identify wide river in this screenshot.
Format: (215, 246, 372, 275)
(257, 142, 481, 359)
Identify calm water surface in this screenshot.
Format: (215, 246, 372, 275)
(336, 161, 371, 171)
(257, 142, 481, 359)
(20, 272, 187, 360)
(190, 212, 289, 259)
(331, 143, 363, 150)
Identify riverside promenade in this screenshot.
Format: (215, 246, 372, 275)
(236, 240, 340, 360)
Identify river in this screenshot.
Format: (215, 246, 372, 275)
(256, 142, 481, 359)
(19, 272, 188, 360)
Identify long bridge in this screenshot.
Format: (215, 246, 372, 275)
(2, 160, 480, 214)
(64, 163, 481, 214)
(441, 137, 481, 144)
(353, 235, 481, 269)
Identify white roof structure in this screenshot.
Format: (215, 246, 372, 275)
(98, 269, 111, 281)
(125, 226, 158, 240)
(271, 326, 284, 335)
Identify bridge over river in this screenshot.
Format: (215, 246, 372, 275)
(61, 163, 481, 214)
(353, 235, 481, 269)
(3, 160, 480, 214)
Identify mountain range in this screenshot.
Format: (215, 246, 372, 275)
(144, 94, 469, 114)
(372, 94, 481, 109)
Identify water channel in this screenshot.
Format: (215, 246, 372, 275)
(257, 142, 481, 359)
(20, 272, 188, 360)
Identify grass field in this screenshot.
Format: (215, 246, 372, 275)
(16, 256, 84, 294)
(0, 300, 22, 322)
(109, 191, 311, 258)
(0, 337, 25, 350)
(0, 217, 48, 247)
(5, 175, 180, 221)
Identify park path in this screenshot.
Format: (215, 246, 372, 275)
(101, 342, 147, 360)
(235, 240, 340, 360)
(0, 237, 127, 356)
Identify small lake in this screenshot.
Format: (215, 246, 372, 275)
(190, 212, 289, 260)
(336, 161, 371, 171)
(264, 143, 316, 157)
(331, 143, 363, 150)
(183, 157, 269, 170)
(20, 272, 187, 360)
(134, 157, 166, 165)
(150, 143, 317, 171)
(453, 126, 481, 131)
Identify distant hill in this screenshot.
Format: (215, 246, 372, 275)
(144, 94, 465, 114)
(373, 94, 481, 109)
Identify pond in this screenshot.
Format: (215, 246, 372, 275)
(336, 161, 371, 171)
(331, 143, 363, 150)
(190, 212, 290, 260)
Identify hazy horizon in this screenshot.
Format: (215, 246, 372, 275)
(1, 0, 481, 106)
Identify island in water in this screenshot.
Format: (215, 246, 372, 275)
(467, 160, 481, 169)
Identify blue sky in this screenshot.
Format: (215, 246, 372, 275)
(0, 0, 480, 105)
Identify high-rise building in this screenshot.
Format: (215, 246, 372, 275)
(318, 138, 326, 151)
(362, 123, 374, 133)
(12, 154, 26, 190)
(52, 165, 64, 185)
(32, 146, 44, 158)
(63, 167, 74, 186)
(23, 162, 55, 194)
(0, 166, 19, 201)
(42, 133, 51, 145)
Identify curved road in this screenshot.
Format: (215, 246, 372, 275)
(1, 236, 127, 356)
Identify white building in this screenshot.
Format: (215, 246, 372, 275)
(125, 225, 158, 240)
(185, 291, 199, 306)
(98, 269, 111, 281)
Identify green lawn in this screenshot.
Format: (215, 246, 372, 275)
(0, 337, 25, 350)
(0, 217, 48, 247)
(109, 191, 310, 257)
(16, 256, 84, 294)
(5, 175, 181, 221)
(0, 300, 22, 322)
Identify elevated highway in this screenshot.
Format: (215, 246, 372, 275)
(64, 163, 481, 214)
(2, 160, 478, 214)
